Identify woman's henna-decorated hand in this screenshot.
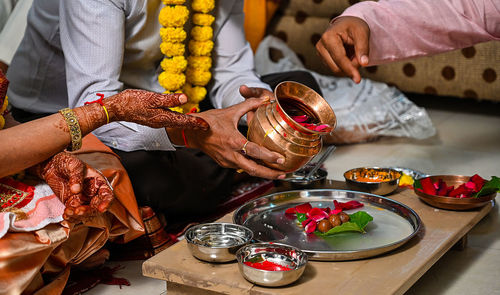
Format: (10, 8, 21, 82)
(32, 152, 114, 223)
(104, 89, 209, 130)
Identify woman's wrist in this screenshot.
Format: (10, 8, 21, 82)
(73, 103, 108, 135)
(102, 98, 117, 122)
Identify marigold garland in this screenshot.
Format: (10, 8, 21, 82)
(159, 0, 215, 113)
(0, 96, 8, 130)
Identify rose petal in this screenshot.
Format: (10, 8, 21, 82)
(291, 115, 308, 123)
(307, 207, 328, 218)
(310, 214, 326, 222)
(334, 200, 364, 211)
(421, 177, 437, 195)
(304, 221, 317, 234)
(295, 202, 312, 214)
(330, 209, 342, 216)
(285, 207, 296, 214)
(465, 181, 476, 191)
(314, 124, 329, 132)
(470, 174, 486, 190)
(301, 218, 312, 227)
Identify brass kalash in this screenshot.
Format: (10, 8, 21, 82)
(248, 81, 337, 172)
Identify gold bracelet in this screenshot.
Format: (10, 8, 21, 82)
(59, 108, 82, 151)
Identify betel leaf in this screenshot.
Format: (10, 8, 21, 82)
(472, 176, 500, 198)
(315, 211, 374, 237)
(296, 213, 307, 223)
(414, 178, 422, 189)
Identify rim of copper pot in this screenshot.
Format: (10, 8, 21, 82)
(273, 81, 337, 136)
(264, 104, 321, 146)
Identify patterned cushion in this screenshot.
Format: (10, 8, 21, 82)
(267, 0, 500, 101)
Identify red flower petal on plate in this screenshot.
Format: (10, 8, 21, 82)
(295, 202, 312, 214)
(311, 211, 328, 222)
(304, 221, 317, 233)
(301, 218, 312, 227)
(285, 207, 296, 214)
(334, 200, 364, 210)
(330, 209, 342, 216)
(322, 207, 331, 215)
(308, 209, 328, 222)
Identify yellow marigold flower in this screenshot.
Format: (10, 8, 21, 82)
(160, 27, 187, 43)
(163, 0, 186, 4)
(159, 5, 189, 27)
(184, 84, 207, 103)
(192, 13, 215, 26)
(160, 42, 185, 57)
(187, 56, 211, 71)
(161, 56, 188, 73)
(0, 96, 8, 113)
(192, 0, 215, 13)
(191, 26, 213, 41)
(399, 173, 415, 187)
(158, 71, 186, 91)
(188, 40, 213, 56)
(0, 115, 4, 130)
(169, 106, 185, 113)
(186, 68, 211, 86)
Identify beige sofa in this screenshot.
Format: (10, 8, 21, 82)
(266, 0, 500, 101)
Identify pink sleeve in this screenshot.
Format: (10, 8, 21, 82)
(341, 0, 500, 65)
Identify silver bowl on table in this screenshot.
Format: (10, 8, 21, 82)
(236, 242, 308, 287)
(185, 223, 253, 263)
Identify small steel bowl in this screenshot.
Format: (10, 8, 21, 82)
(185, 223, 253, 263)
(275, 165, 328, 188)
(414, 175, 497, 210)
(236, 242, 308, 287)
(344, 167, 402, 195)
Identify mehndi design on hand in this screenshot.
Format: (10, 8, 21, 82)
(33, 152, 114, 222)
(104, 89, 210, 130)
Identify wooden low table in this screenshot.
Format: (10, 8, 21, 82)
(142, 181, 493, 295)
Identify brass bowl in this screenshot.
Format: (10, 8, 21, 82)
(344, 167, 402, 195)
(414, 175, 497, 210)
(248, 81, 336, 172)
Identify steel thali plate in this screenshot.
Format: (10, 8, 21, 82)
(233, 189, 421, 261)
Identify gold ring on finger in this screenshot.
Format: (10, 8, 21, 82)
(240, 140, 249, 156)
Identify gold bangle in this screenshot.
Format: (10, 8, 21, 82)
(59, 108, 82, 151)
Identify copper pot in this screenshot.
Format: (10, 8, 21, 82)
(248, 81, 336, 172)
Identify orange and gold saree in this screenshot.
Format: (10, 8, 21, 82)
(0, 134, 144, 295)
